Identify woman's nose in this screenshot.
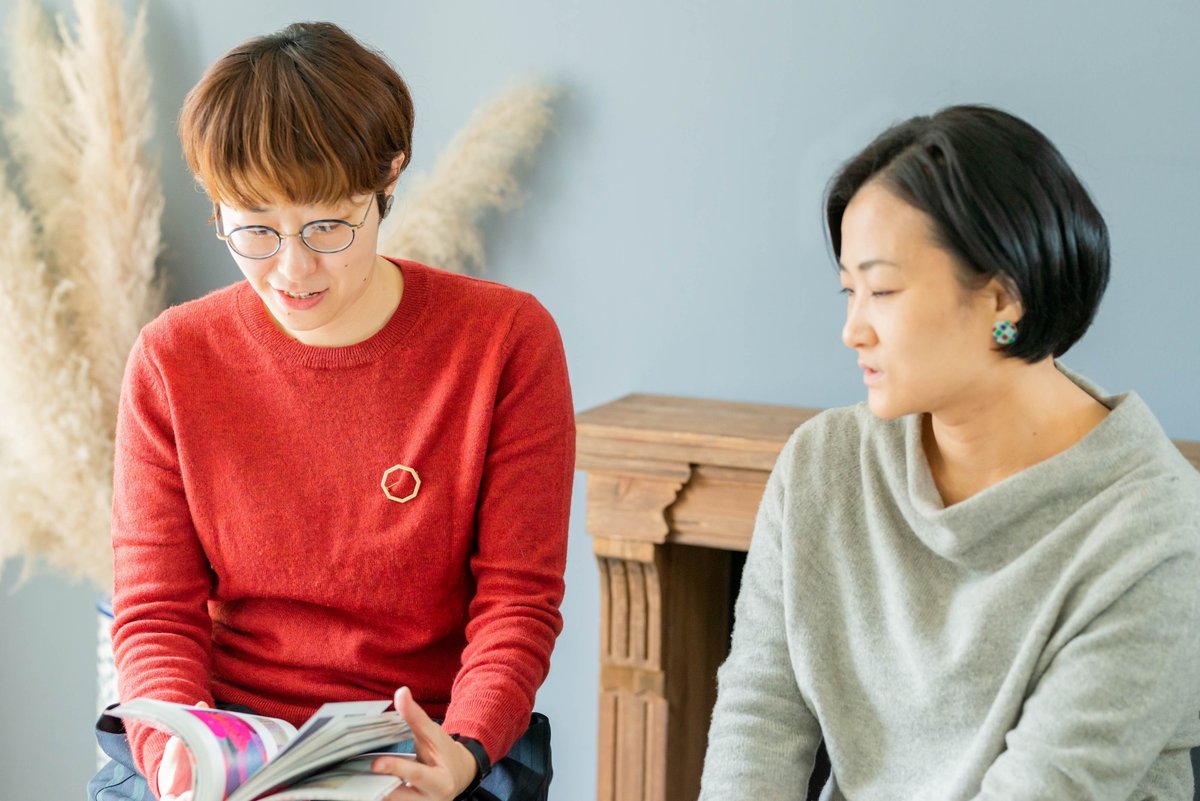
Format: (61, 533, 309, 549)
(275, 236, 317, 280)
(841, 295, 876, 350)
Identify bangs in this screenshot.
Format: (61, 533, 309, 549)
(194, 154, 367, 213)
(179, 23, 413, 212)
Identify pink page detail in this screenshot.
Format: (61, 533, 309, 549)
(188, 708, 270, 798)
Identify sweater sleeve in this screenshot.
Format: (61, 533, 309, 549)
(699, 441, 823, 799)
(974, 545, 1200, 801)
(110, 333, 216, 788)
(440, 296, 574, 762)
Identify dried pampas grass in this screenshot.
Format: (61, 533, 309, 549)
(0, 0, 164, 592)
(381, 83, 559, 274)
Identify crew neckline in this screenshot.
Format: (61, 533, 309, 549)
(236, 257, 429, 369)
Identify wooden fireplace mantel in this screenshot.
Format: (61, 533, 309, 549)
(576, 392, 1200, 801)
(576, 394, 820, 801)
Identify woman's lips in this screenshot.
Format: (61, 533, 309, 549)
(861, 365, 884, 385)
(275, 288, 326, 311)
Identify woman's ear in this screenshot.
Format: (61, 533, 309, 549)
(988, 275, 1024, 325)
(384, 153, 407, 195)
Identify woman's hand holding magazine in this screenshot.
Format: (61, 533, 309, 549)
(106, 698, 413, 801)
(369, 687, 479, 801)
(159, 700, 208, 801)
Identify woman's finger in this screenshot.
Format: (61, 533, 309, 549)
(159, 736, 188, 796)
(160, 701, 209, 797)
(380, 785, 422, 801)
(393, 687, 439, 746)
(383, 688, 474, 799)
(372, 753, 433, 786)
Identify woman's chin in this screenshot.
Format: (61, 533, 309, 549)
(866, 391, 907, 420)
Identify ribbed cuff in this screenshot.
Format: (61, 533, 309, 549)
(442, 688, 526, 763)
(127, 723, 171, 798)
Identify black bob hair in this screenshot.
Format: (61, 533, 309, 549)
(824, 104, 1110, 362)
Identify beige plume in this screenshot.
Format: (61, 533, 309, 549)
(0, 0, 164, 591)
(380, 83, 559, 274)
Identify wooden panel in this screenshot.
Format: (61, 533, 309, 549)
(576, 393, 819, 447)
(596, 536, 673, 801)
(616, 693, 646, 801)
(586, 472, 689, 543)
(603, 689, 670, 801)
(600, 664, 665, 696)
(668, 465, 769, 551)
(629, 561, 648, 662)
(576, 452, 693, 480)
(612, 560, 631, 661)
(598, 557, 612, 660)
(578, 435, 783, 472)
(594, 537, 659, 563)
(577, 394, 819, 472)
(597, 690, 618, 801)
(645, 554, 663, 669)
(597, 549, 666, 671)
(644, 695, 669, 801)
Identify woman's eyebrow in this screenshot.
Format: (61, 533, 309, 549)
(838, 259, 901, 273)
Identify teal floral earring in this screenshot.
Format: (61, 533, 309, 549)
(992, 320, 1018, 345)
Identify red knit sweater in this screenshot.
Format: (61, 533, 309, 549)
(110, 260, 575, 787)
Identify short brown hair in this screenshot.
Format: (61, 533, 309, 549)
(179, 21, 414, 215)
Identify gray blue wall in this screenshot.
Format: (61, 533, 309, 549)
(2, 2, 1198, 799)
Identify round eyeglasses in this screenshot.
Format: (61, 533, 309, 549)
(215, 199, 374, 260)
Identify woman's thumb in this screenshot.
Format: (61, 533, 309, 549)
(394, 686, 433, 734)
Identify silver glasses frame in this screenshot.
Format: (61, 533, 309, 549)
(215, 198, 374, 260)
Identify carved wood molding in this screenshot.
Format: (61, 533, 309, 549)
(579, 395, 817, 801)
(595, 545, 669, 801)
(667, 465, 768, 551)
(581, 458, 690, 544)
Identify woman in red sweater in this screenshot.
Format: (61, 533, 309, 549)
(88, 21, 574, 801)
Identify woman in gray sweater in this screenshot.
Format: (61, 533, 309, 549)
(699, 105, 1200, 800)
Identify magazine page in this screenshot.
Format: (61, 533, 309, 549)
(292, 701, 393, 738)
(107, 700, 296, 801)
(224, 709, 300, 759)
(226, 702, 412, 801)
(256, 755, 415, 801)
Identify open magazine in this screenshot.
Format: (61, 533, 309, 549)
(105, 699, 414, 801)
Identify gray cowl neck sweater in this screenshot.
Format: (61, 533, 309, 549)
(700, 367, 1200, 801)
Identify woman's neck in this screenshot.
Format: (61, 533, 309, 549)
(923, 360, 1110, 506)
